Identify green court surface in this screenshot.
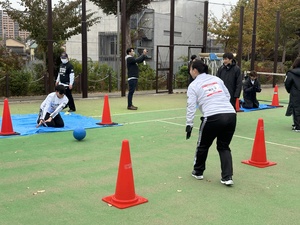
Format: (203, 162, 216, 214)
(0, 86, 299, 225)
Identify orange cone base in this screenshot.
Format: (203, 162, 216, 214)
(241, 159, 277, 168)
(102, 194, 148, 209)
(96, 122, 118, 126)
(0, 131, 20, 136)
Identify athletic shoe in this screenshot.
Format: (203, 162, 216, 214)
(292, 125, 296, 130)
(220, 178, 234, 186)
(294, 129, 300, 132)
(127, 106, 138, 110)
(68, 109, 76, 112)
(191, 170, 203, 180)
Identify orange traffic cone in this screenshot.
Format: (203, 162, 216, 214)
(242, 118, 276, 168)
(96, 95, 117, 126)
(102, 140, 148, 209)
(235, 98, 244, 112)
(0, 98, 20, 136)
(268, 85, 283, 107)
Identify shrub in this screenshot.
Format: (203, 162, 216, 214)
(9, 70, 31, 96)
(138, 63, 156, 90)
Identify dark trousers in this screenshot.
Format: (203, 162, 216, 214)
(128, 79, 138, 107)
(37, 112, 64, 127)
(193, 113, 236, 179)
(65, 87, 76, 111)
(293, 112, 300, 130)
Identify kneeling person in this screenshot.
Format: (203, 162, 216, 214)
(36, 85, 69, 128)
(242, 70, 261, 109)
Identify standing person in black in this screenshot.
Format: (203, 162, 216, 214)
(55, 52, 76, 112)
(125, 48, 148, 110)
(284, 57, 300, 132)
(216, 52, 242, 110)
(188, 55, 197, 84)
(242, 70, 261, 108)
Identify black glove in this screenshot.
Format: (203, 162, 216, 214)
(186, 125, 193, 140)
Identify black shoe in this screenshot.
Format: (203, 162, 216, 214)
(220, 178, 234, 186)
(68, 109, 76, 112)
(191, 170, 203, 180)
(127, 106, 138, 110)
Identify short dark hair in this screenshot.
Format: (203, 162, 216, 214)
(249, 70, 257, 78)
(126, 48, 134, 55)
(223, 52, 234, 60)
(191, 55, 197, 60)
(191, 59, 209, 74)
(55, 85, 65, 95)
(292, 57, 300, 69)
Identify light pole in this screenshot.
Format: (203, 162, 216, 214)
(250, 0, 258, 70)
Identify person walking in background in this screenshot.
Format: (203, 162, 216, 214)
(188, 54, 197, 84)
(36, 85, 68, 128)
(125, 48, 148, 110)
(216, 52, 242, 110)
(242, 70, 261, 109)
(55, 52, 76, 112)
(284, 57, 300, 132)
(186, 59, 236, 186)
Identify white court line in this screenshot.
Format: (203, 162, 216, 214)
(124, 117, 300, 150)
(91, 108, 186, 118)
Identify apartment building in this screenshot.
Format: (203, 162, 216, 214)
(0, 10, 30, 41)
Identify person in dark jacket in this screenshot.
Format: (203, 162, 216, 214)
(284, 57, 300, 132)
(125, 48, 148, 110)
(242, 70, 261, 108)
(216, 53, 242, 110)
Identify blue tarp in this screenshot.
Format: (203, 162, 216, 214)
(0, 113, 120, 138)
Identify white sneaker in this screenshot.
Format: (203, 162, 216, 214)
(220, 178, 234, 186)
(191, 171, 203, 180)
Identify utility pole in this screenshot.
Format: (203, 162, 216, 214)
(202, 1, 208, 53)
(250, 0, 258, 70)
(82, 0, 88, 98)
(47, 0, 54, 93)
(273, 11, 280, 87)
(121, 0, 126, 97)
(168, 0, 174, 94)
(237, 6, 244, 69)
(117, 0, 121, 91)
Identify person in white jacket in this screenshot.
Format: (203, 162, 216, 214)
(186, 59, 236, 186)
(36, 85, 69, 128)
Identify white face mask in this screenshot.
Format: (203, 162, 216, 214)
(61, 58, 68, 64)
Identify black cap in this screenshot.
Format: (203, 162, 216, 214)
(61, 52, 68, 59)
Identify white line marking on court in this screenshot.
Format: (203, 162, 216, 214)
(91, 108, 186, 118)
(124, 117, 300, 150)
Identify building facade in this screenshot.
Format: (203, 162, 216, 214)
(0, 10, 30, 41)
(65, 0, 205, 72)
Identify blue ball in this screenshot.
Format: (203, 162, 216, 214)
(73, 127, 86, 141)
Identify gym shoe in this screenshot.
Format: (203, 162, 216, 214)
(191, 170, 203, 180)
(68, 109, 76, 112)
(220, 178, 234, 186)
(127, 106, 138, 110)
(294, 129, 300, 132)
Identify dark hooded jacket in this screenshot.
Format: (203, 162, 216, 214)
(242, 76, 261, 108)
(285, 68, 300, 116)
(216, 59, 242, 108)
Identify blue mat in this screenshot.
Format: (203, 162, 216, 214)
(0, 113, 120, 138)
(239, 104, 277, 112)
